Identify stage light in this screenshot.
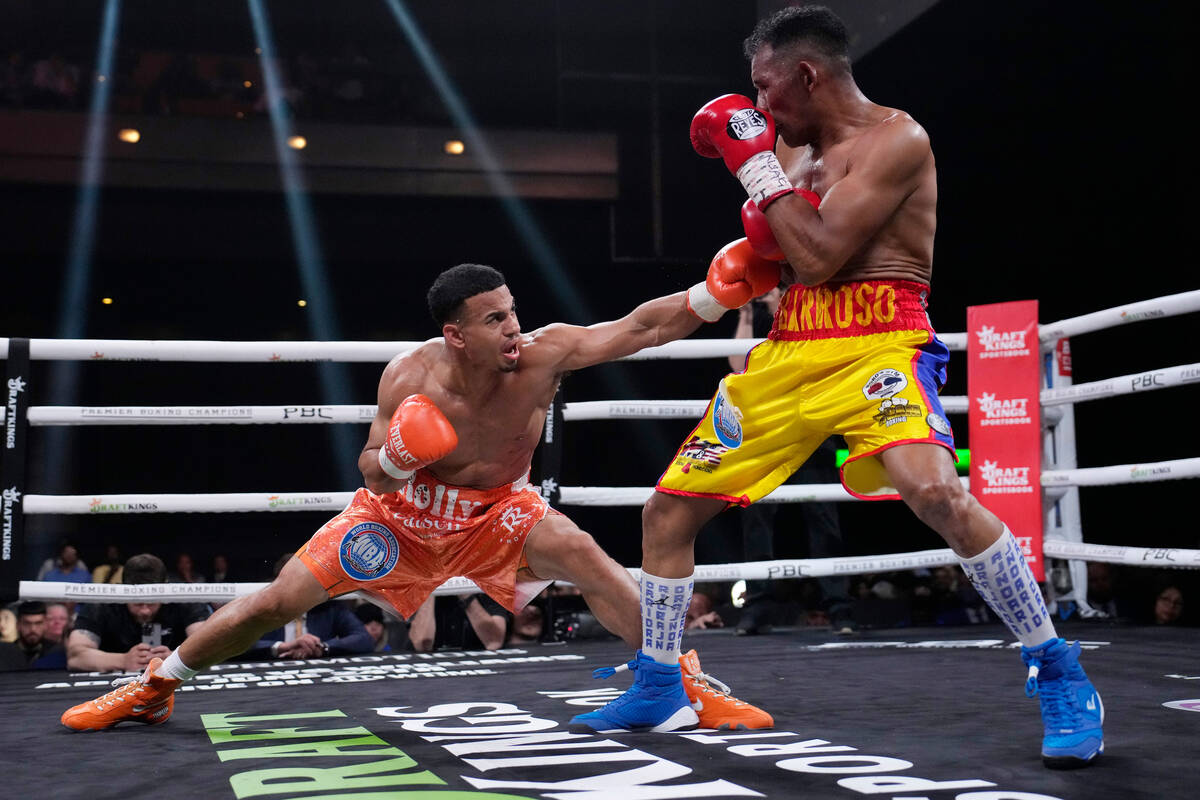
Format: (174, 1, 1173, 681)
(101, 297, 113, 305)
(297, 299, 307, 307)
(287, 135, 307, 150)
(243, 80, 253, 88)
(443, 139, 465, 155)
(117, 128, 139, 143)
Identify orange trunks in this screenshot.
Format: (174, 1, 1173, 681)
(296, 470, 551, 618)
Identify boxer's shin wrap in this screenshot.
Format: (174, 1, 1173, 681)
(641, 572, 693, 665)
(959, 527, 1057, 647)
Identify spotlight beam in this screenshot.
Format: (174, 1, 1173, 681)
(41, 0, 123, 495)
(381, 0, 594, 323)
(248, 0, 360, 490)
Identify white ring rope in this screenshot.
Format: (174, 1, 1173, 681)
(3, 288, 1197, 362)
(21, 538, 1199, 606)
(18, 457, 1200, 515)
(2, 362, 1195, 427)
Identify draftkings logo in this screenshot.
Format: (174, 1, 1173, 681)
(2, 486, 20, 560)
(5, 376, 25, 449)
(974, 325, 1030, 358)
(978, 460, 1035, 495)
(975, 392, 1032, 426)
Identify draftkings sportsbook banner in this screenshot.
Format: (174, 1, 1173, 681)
(967, 301, 1044, 581)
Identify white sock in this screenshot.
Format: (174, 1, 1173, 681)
(640, 571, 693, 665)
(959, 526, 1057, 647)
(157, 650, 198, 682)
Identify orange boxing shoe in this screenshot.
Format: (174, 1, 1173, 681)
(679, 649, 774, 730)
(61, 657, 181, 731)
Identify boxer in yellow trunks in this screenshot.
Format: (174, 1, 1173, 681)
(62, 258, 778, 734)
(659, 277, 956, 505)
(579, 5, 1103, 769)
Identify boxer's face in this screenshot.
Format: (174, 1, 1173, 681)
(751, 44, 811, 148)
(454, 286, 522, 372)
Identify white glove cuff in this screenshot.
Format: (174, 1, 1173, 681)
(687, 283, 728, 323)
(378, 447, 415, 481)
(736, 151, 793, 208)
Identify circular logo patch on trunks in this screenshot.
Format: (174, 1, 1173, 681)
(713, 392, 743, 449)
(339, 522, 399, 581)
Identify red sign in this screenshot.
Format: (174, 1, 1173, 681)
(967, 300, 1044, 580)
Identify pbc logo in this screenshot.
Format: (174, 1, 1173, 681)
(975, 325, 1030, 358)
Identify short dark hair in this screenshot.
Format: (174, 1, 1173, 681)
(123, 553, 167, 585)
(743, 4, 851, 72)
(17, 600, 46, 617)
(427, 264, 506, 326)
(354, 603, 384, 625)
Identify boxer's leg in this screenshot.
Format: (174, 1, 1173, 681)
(882, 442, 1103, 768)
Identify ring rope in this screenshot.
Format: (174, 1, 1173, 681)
(3, 288, 1198, 363)
(21, 537, 1199, 606)
(3, 361, 1195, 427)
(18, 457, 1200, 515)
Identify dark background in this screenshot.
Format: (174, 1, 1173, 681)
(1, 2, 1196, 601)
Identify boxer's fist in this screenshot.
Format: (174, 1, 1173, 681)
(378, 394, 458, 480)
(691, 94, 793, 209)
(687, 238, 781, 323)
(741, 188, 821, 260)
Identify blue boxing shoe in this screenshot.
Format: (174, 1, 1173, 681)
(569, 651, 699, 733)
(1021, 638, 1104, 768)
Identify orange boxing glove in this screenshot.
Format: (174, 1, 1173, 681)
(378, 394, 458, 480)
(686, 238, 780, 322)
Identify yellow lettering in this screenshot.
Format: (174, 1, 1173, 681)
(855, 284, 874, 326)
(815, 287, 834, 329)
(873, 285, 896, 323)
(800, 289, 815, 331)
(835, 286, 854, 329)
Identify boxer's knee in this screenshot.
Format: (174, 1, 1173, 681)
(642, 491, 714, 552)
(899, 474, 974, 538)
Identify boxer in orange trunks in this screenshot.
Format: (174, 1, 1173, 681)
(62, 258, 780, 734)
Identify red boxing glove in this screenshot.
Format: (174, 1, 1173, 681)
(741, 188, 821, 260)
(690, 94, 793, 209)
(378, 394, 458, 480)
(686, 238, 781, 323)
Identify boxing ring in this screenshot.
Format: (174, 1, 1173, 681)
(3, 289, 1199, 800)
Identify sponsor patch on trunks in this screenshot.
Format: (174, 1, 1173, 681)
(713, 382, 743, 448)
(926, 412, 952, 435)
(873, 397, 922, 427)
(339, 522, 400, 581)
(863, 368, 907, 400)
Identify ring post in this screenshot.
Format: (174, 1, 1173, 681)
(2, 338, 31, 601)
(1042, 337, 1094, 618)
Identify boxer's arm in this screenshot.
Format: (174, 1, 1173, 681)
(359, 356, 427, 494)
(536, 291, 704, 373)
(766, 118, 930, 285)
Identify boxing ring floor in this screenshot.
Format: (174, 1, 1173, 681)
(2, 622, 1194, 800)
